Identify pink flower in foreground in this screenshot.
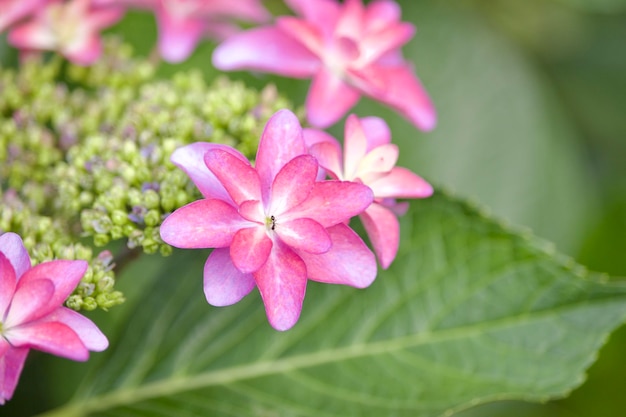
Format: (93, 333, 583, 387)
(213, 0, 436, 130)
(0, 232, 108, 404)
(101, 0, 270, 62)
(160, 109, 377, 331)
(304, 114, 433, 269)
(7, 0, 124, 65)
(0, 0, 51, 32)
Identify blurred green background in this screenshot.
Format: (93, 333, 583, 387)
(1, 0, 625, 415)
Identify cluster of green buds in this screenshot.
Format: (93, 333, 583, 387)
(0, 37, 300, 312)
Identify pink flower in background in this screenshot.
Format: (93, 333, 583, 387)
(7, 0, 124, 65)
(160, 109, 377, 331)
(0, 232, 108, 404)
(304, 114, 433, 269)
(0, 0, 51, 32)
(213, 0, 436, 130)
(100, 0, 270, 62)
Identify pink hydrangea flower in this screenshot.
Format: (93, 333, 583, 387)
(304, 114, 433, 269)
(160, 109, 377, 331)
(213, 0, 436, 130)
(7, 0, 124, 65)
(0, 0, 51, 32)
(99, 0, 270, 62)
(0, 232, 108, 404)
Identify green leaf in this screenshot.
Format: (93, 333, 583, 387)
(36, 192, 626, 417)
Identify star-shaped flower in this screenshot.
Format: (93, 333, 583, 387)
(0, 232, 108, 404)
(213, 0, 436, 130)
(304, 114, 433, 268)
(160, 109, 377, 331)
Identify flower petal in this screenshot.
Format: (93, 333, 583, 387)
(5, 321, 89, 361)
(305, 67, 361, 128)
(343, 114, 368, 178)
(368, 167, 433, 199)
(356, 143, 399, 184)
(364, 0, 402, 32)
(359, 116, 392, 149)
(0, 232, 31, 279)
(359, 22, 414, 67)
(254, 241, 307, 331)
(276, 17, 324, 57)
(275, 218, 331, 254)
(41, 307, 108, 352)
(155, 9, 205, 62)
(269, 154, 317, 215)
(5, 279, 55, 327)
(0, 345, 29, 405)
(0, 253, 17, 319)
(204, 148, 261, 205)
(359, 202, 400, 269)
(298, 223, 377, 287)
(286, 180, 373, 228)
(305, 136, 344, 180)
(160, 199, 249, 249)
(203, 248, 256, 306)
(212, 26, 320, 77)
(230, 227, 272, 274)
(256, 109, 307, 204)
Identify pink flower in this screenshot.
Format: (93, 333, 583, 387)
(213, 0, 436, 130)
(101, 0, 270, 62)
(0, 232, 108, 404)
(7, 0, 124, 65)
(0, 0, 52, 32)
(304, 114, 433, 269)
(160, 109, 377, 331)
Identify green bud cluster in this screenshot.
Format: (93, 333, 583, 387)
(1, 37, 299, 311)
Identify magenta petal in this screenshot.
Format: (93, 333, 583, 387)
(368, 167, 434, 199)
(360, 23, 414, 66)
(285, 181, 373, 228)
(0, 253, 17, 318)
(305, 67, 361, 128)
(275, 218, 331, 254)
(364, 0, 402, 32)
(254, 242, 307, 331)
(160, 199, 248, 249)
(0, 232, 31, 279)
(359, 203, 400, 269)
(6, 321, 89, 361)
(256, 110, 307, 203)
(212, 26, 320, 77)
(5, 279, 55, 327)
(43, 307, 108, 352)
(360, 116, 392, 149)
(284, 0, 340, 36)
(171, 142, 246, 202)
(299, 223, 377, 288)
(156, 11, 205, 62)
(307, 141, 344, 180)
(230, 227, 272, 274)
(0, 345, 29, 405)
(270, 154, 317, 215)
(64, 35, 102, 66)
(204, 149, 261, 205)
(203, 248, 255, 306)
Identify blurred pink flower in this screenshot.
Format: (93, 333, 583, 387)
(213, 0, 436, 130)
(0, 232, 108, 404)
(304, 114, 433, 269)
(100, 0, 270, 62)
(7, 0, 124, 65)
(0, 0, 51, 32)
(160, 109, 377, 331)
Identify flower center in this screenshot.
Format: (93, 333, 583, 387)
(265, 215, 277, 231)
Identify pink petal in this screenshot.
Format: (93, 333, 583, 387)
(356, 143, 399, 184)
(204, 149, 261, 205)
(253, 241, 307, 331)
(5, 279, 55, 327)
(305, 67, 361, 128)
(198, 0, 270, 22)
(359, 203, 400, 269)
(285, 181, 373, 228)
(0, 345, 29, 405)
(359, 22, 414, 66)
(42, 307, 108, 352)
(256, 110, 307, 204)
(17, 260, 87, 317)
(212, 26, 320, 77)
(298, 223, 377, 287)
(269, 154, 317, 215)
(364, 0, 402, 32)
(302, 129, 343, 180)
(0, 253, 17, 318)
(7, 20, 56, 51)
(277, 17, 324, 58)
(368, 167, 433, 199)
(64, 34, 102, 66)
(203, 248, 256, 306)
(160, 199, 250, 249)
(283, 0, 340, 38)
(6, 321, 89, 361)
(156, 10, 205, 62)
(335, 0, 365, 40)
(360, 116, 392, 149)
(0, 232, 30, 280)
(342, 114, 368, 179)
(230, 227, 272, 274)
(0, 0, 45, 32)
(350, 64, 437, 131)
(275, 218, 331, 254)
(170, 142, 247, 202)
